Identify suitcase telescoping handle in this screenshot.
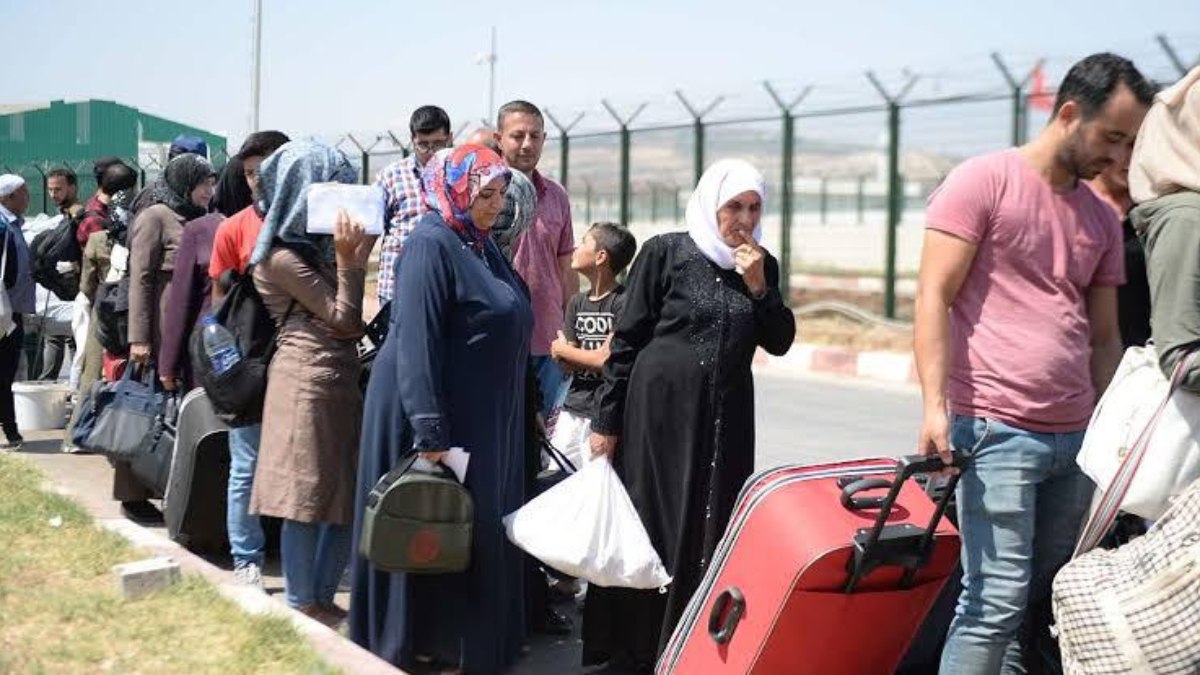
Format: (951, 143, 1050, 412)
(843, 452, 966, 593)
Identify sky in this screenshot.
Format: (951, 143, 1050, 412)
(2, 0, 1198, 148)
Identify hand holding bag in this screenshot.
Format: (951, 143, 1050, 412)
(1076, 345, 1200, 524)
(359, 454, 474, 574)
(503, 457, 671, 589)
(84, 363, 168, 461)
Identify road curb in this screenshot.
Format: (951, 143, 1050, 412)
(755, 343, 917, 385)
(80, 513, 403, 674)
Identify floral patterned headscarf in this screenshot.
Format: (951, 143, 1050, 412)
(421, 145, 510, 250)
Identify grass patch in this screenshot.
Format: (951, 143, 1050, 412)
(0, 453, 338, 675)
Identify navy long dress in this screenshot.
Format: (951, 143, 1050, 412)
(350, 214, 532, 673)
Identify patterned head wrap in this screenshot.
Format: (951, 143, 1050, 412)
(421, 145, 510, 250)
(250, 140, 359, 265)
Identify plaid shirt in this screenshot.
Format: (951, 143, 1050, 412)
(375, 155, 426, 304)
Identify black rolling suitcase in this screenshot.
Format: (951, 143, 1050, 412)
(162, 388, 231, 553)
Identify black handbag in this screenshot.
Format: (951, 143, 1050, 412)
(359, 455, 474, 574)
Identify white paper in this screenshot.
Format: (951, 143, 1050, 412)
(305, 183, 385, 236)
(443, 447, 470, 483)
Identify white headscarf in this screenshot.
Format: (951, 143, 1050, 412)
(1129, 66, 1200, 203)
(0, 174, 25, 198)
(686, 159, 767, 269)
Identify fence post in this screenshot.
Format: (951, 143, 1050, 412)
(344, 134, 383, 185)
(675, 91, 725, 187)
(601, 101, 647, 228)
(764, 82, 812, 306)
(545, 110, 584, 192)
(583, 178, 593, 224)
(1156, 34, 1199, 77)
(991, 53, 1044, 146)
(30, 163, 48, 214)
(857, 175, 866, 225)
(867, 72, 918, 320)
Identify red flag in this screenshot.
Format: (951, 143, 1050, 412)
(1029, 63, 1054, 112)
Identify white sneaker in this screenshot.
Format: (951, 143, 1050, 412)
(233, 563, 264, 589)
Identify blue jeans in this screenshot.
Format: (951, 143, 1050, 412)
(227, 424, 265, 570)
(280, 519, 352, 608)
(940, 416, 1094, 675)
(532, 355, 567, 416)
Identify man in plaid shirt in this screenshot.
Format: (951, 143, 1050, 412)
(375, 106, 452, 305)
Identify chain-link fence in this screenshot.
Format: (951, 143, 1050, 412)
(12, 33, 1198, 318)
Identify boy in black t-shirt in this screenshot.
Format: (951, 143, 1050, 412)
(549, 222, 637, 466)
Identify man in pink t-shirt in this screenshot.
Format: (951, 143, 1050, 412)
(915, 54, 1153, 673)
(494, 100, 578, 417)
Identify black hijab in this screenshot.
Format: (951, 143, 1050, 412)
(148, 154, 214, 220)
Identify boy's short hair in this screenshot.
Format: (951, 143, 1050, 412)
(589, 222, 637, 275)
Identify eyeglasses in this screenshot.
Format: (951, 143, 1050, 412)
(413, 138, 452, 153)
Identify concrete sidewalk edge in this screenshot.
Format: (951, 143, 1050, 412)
(754, 343, 917, 385)
(79, 514, 404, 674)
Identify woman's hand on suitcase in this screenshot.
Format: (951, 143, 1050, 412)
(918, 407, 959, 475)
(589, 433, 618, 460)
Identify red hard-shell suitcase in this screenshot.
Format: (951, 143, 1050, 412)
(657, 455, 963, 675)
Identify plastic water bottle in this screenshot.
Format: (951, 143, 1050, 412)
(202, 315, 241, 376)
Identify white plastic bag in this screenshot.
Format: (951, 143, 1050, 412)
(504, 457, 671, 589)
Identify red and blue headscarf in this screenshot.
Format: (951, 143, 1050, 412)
(421, 145, 510, 250)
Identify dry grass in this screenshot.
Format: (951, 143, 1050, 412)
(797, 314, 914, 353)
(0, 454, 338, 675)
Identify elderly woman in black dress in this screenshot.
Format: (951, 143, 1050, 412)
(584, 159, 796, 673)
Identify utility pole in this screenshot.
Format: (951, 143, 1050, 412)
(250, 0, 263, 133)
(476, 27, 498, 123)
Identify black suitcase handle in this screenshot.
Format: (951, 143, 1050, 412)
(843, 452, 966, 593)
(707, 587, 746, 645)
(840, 478, 893, 511)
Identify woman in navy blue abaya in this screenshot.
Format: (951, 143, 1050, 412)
(350, 145, 531, 674)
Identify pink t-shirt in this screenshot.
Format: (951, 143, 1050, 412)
(926, 149, 1125, 433)
(512, 171, 575, 355)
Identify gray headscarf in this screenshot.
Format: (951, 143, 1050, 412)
(490, 169, 538, 262)
(250, 140, 358, 265)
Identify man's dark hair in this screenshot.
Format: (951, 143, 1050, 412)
(210, 156, 252, 217)
(47, 167, 77, 186)
(409, 106, 451, 136)
(589, 222, 637, 275)
(100, 162, 138, 195)
(497, 100, 544, 131)
(238, 130, 290, 160)
(1053, 53, 1157, 119)
(92, 156, 124, 184)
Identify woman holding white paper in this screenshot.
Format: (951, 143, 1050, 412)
(350, 145, 531, 674)
(249, 141, 372, 625)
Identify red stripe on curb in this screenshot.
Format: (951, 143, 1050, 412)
(809, 347, 860, 376)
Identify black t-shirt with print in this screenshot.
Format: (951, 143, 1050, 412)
(562, 286, 627, 418)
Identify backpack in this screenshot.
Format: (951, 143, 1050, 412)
(30, 209, 97, 301)
(94, 276, 130, 355)
(189, 268, 292, 425)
